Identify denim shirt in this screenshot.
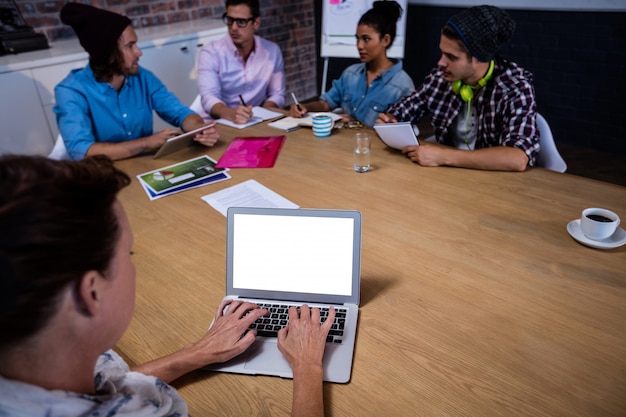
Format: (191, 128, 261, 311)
(321, 60, 414, 127)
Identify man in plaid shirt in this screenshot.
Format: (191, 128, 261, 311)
(378, 5, 539, 172)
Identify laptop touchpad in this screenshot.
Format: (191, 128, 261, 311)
(244, 341, 292, 374)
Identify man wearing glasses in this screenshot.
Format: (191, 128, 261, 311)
(197, 0, 285, 124)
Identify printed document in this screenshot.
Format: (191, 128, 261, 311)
(201, 179, 298, 216)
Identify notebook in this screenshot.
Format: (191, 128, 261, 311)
(373, 122, 419, 150)
(205, 207, 362, 383)
(215, 107, 284, 129)
(267, 112, 343, 132)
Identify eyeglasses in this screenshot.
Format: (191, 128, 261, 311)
(222, 13, 255, 28)
(335, 120, 364, 129)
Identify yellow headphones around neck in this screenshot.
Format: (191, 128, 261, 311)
(452, 60, 495, 102)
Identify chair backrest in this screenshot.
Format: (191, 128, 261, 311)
(48, 134, 69, 160)
(536, 113, 567, 173)
(190, 94, 202, 113)
(190, 94, 210, 120)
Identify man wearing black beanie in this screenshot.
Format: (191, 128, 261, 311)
(379, 5, 539, 172)
(53, 3, 219, 160)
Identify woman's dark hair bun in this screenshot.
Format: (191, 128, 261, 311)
(372, 0, 403, 22)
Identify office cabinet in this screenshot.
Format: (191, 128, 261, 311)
(31, 58, 88, 144)
(0, 69, 53, 155)
(142, 30, 222, 132)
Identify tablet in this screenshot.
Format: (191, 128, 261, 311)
(373, 122, 419, 150)
(153, 123, 215, 159)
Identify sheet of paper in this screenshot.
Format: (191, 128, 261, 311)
(201, 179, 299, 216)
(216, 107, 283, 129)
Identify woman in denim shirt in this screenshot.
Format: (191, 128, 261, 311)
(289, 0, 414, 127)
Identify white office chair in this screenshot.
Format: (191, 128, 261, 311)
(190, 94, 211, 121)
(535, 113, 567, 173)
(190, 94, 202, 113)
(48, 133, 69, 160)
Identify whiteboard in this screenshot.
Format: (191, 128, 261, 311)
(407, 0, 626, 11)
(321, 0, 408, 59)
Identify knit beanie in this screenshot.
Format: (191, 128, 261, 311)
(60, 3, 132, 65)
(447, 5, 515, 62)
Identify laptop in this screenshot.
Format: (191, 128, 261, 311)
(205, 206, 362, 383)
(153, 123, 214, 159)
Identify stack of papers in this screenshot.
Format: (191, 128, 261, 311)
(268, 112, 342, 132)
(216, 107, 283, 129)
(137, 155, 230, 200)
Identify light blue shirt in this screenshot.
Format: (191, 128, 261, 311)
(197, 34, 285, 115)
(321, 60, 414, 127)
(54, 65, 194, 160)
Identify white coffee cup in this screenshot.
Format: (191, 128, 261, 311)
(580, 208, 620, 240)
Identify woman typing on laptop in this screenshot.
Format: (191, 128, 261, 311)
(0, 155, 334, 417)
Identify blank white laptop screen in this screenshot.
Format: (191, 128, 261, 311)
(232, 214, 354, 296)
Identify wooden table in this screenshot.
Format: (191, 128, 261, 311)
(115, 120, 626, 416)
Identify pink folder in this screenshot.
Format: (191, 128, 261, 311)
(216, 136, 286, 168)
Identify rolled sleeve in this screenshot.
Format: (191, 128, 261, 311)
(320, 77, 344, 110)
(54, 83, 95, 160)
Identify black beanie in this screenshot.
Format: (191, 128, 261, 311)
(60, 3, 132, 65)
(447, 5, 515, 62)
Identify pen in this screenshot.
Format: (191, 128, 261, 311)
(238, 94, 247, 107)
(291, 92, 302, 112)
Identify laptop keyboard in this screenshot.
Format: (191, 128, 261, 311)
(250, 303, 347, 343)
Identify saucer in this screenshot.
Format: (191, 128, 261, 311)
(567, 219, 626, 249)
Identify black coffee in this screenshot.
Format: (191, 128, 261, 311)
(586, 214, 613, 223)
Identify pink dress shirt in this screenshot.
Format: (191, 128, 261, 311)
(197, 34, 285, 116)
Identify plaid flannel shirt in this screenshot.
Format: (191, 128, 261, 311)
(388, 57, 540, 165)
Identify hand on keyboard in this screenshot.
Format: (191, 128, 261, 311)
(276, 305, 336, 369)
(200, 299, 269, 364)
(249, 303, 346, 343)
